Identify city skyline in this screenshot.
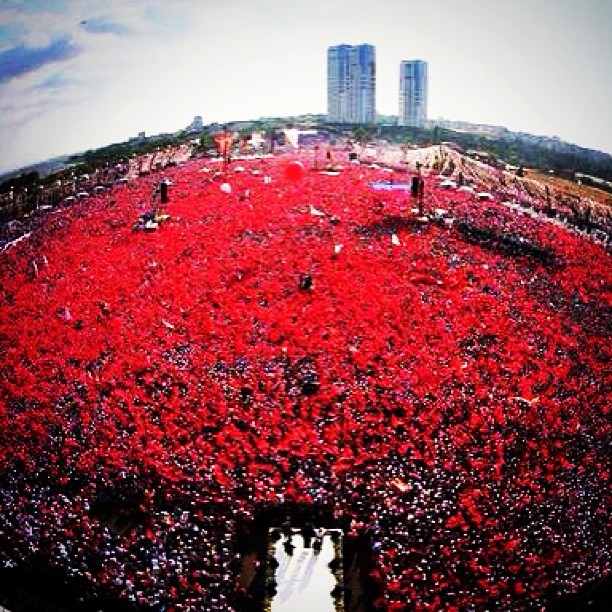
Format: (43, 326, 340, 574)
(0, 0, 611, 173)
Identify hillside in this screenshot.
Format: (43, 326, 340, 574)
(3, 116, 612, 188)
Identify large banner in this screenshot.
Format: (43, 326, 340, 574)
(214, 132, 233, 158)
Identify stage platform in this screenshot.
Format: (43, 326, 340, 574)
(270, 528, 341, 612)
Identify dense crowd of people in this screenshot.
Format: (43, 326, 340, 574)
(0, 143, 192, 247)
(0, 148, 610, 610)
(377, 144, 611, 242)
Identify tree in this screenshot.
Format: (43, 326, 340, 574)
(0, 171, 39, 194)
(352, 125, 376, 145)
(431, 125, 441, 144)
(199, 133, 216, 153)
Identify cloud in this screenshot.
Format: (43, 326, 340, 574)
(79, 17, 132, 36)
(0, 36, 79, 83)
(2, 0, 67, 14)
(35, 71, 75, 90)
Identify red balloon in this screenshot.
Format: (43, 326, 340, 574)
(284, 160, 306, 182)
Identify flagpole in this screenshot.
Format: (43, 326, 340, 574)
(223, 124, 229, 176)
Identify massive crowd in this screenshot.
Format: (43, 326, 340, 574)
(0, 148, 610, 611)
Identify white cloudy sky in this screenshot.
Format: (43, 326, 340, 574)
(0, 0, 610, 173)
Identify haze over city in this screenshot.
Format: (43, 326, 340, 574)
(1, 0, 611, 174)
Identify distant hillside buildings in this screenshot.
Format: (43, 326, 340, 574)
(327, 45, 428, 127)
(128, 131, 146, 143)
(430, 118, 509, 138)
(186, 116, 204, 133)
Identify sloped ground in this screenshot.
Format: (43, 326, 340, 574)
(0, 152, 610, 611)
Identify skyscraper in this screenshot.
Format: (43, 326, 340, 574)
(398, 60, 428, 128)
(327, 44, 376, 125)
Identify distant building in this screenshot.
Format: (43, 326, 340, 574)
(398, 60, 428, 128)
(129, 131, 146, 143)
(186, 116, 203, 132)
(327, 44, 376, 125)
(431, 118, 509, 139)
(250, 131, 266, 150)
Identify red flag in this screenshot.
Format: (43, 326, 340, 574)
(215, 132, 233, 157)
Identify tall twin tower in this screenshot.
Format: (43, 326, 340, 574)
(327, 44, 428, 127)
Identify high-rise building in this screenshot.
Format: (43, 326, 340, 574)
(398, 60, 428, 127)
(327, 44, 376, 125)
